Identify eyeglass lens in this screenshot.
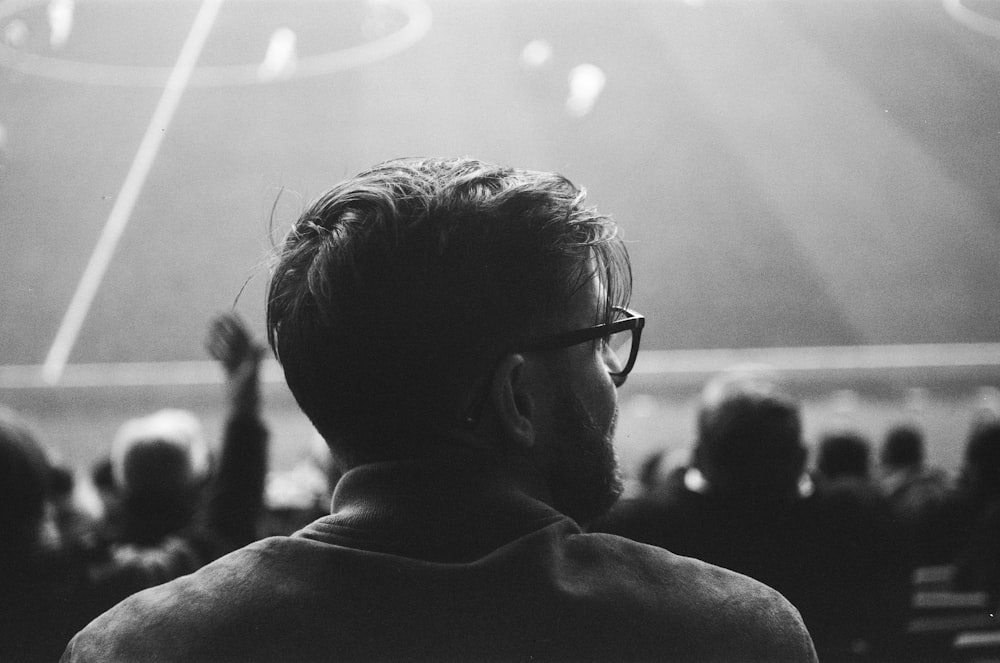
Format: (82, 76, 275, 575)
(607, 328, 633, 374)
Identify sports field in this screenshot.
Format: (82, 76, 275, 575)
(2, 0, 1000, 476)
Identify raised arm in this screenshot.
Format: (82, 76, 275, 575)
(202, 312, 269, 547)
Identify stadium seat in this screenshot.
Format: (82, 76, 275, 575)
(903, 565, 1000, 662)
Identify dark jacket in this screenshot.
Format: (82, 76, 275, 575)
(63, 448, 816, 662)
(594, 467, 910, 662)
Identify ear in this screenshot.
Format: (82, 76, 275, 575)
(490, 353, 536, 450)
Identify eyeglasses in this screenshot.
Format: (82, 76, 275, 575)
(460, 307, 645, 427)
(517, 307, 645, 387)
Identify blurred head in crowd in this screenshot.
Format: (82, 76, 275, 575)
(112, 409, 210, 498)
(817, 431, 872, 481)
(880, 424, 925, 471)
(111, 409, 210, 540)
(266, 157, 634, 523)
(960, 419, 1000, 500)
(0, 405, 51, 553)
(693, 366, 806, 499)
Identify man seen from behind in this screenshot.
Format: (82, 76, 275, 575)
(63, 157, 816, 662)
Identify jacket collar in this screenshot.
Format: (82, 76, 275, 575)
(297, 445, 569, 562)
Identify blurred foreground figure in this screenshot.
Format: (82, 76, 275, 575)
(918, 419, 1000, 599)
(0, 405, 85, 662)
(77, 312, 269, 619)
(877, 424, 949, 550)
(816, 431, 873, 484)
(107, 408, 211, 544)
(595, 368, 907, 662)
(64, 157, 815, 662)
(3, 314, 269, 660)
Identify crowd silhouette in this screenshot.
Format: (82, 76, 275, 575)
(2, 325, 999, 660)
(592, 368, 999, 663)
(5, 345, 997, 661)
(3, 336, 999, 662)
(1, 312, 269, 662)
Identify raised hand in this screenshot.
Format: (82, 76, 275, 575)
(205, 312, 265, 417)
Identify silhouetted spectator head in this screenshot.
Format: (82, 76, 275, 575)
(266, 157, 632, 469)
(693, 368, 805, 498)
(111, 409, 210, 511)
(961, 420, 1000, 500)
(0, 405, 51, 551)
(880, 424, 924, 471)
(265, 158, 641, 526)
(817, 431, 871, 481)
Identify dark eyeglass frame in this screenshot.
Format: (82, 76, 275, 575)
(517, 307, 645, 380)
(460, 307, 645, 427)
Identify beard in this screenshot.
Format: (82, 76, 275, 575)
(540, 385, 623, 526)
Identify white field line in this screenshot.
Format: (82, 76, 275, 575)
(5, 343, 1000, 389)
(41, 0, 226, 386)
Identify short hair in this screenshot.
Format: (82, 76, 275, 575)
(694, 368, 804, 496)
(111, 409, 210, 499)
(880, 424, 924, 469)
(266, 157, 630, 464)
(817, 431, 872, 480)
(0, 405, 50, 543)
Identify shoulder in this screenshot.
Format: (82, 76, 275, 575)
(62, 537, 304, 663)
(575, 530, 795, 609)
(564, 532, 817, 662)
